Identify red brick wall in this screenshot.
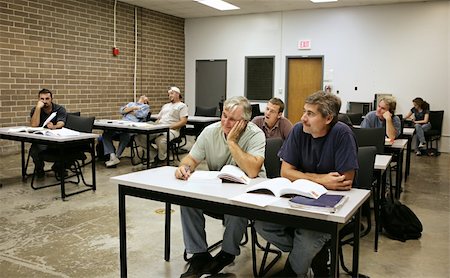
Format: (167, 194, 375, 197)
(0, 0, 185, 155)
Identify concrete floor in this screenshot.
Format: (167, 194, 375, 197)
(0, 145, 449, 277)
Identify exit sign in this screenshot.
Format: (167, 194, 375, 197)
(298, 40, 311, 50)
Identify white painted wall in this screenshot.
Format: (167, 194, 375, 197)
(185, 1, 449, 152)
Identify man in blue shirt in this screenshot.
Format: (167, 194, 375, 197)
(103, 95, 150, 167)
(361, 96, 401, 141)
(255, 91, 358, 277)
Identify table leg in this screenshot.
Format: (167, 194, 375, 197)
(21, 141, 26, 180)
(395, 150, 404, 199)
(405, 136, 412, 182)
(352, 208, 361, 277)
(119, 186, 128, 277)
(164, 202, 171, 261)
(91, 139, 96, 191)
(166, 130, 170, 166)
(146, 134, 150, 169)
(59, 146, 66, 200)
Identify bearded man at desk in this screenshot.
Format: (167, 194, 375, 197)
(254, 91, 358, 277)
(175, 96, 266, 278)
(30, 88, 67, 178)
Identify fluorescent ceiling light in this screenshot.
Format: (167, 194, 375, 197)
(194, 0, 240, 11)
(310, 0, 338, 3)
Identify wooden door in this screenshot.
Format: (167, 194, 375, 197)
(286, 57, 323, 124)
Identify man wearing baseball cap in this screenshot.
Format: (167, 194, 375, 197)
(136, 86, 188, 163)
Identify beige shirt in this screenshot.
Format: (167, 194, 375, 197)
(157, 102, 188, 127)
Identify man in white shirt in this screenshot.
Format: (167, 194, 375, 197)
(136, 86, 188, 163)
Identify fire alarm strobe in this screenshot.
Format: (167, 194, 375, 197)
(112, 47, 119, 56)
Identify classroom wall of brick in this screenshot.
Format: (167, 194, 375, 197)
(0, 0, 185, 155)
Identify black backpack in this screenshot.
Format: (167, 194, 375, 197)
(381, 198, 423, 242)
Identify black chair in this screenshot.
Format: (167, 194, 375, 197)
(338, 113, 353, 127)
(195, 106, 217, 117)
(30, 114, 95, 191)
(346, 113, 363, 125)
(251, 104, 262, 120)
(424, 110, 444, 154)
(250, 137, 283, 277)
(337, 146, 376, 276)
(352, 127, 385, 154)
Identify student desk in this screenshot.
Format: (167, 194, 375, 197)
(373, 154, 393, 251)
(111, 166, 370, 278)
(0, 127, 98, 200)
(93, 120, 170, 169)
(401, 127, 415, 182)
(385, 139, 408, 199)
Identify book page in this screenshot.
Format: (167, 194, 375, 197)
(287, 179, 327, 199)
(41, 112, 57, 128)
(218, 165, 251, 184)
(188, 170, 221, 184)
(245, 177, 291, 197)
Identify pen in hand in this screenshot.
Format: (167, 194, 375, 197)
(180, 165, 191, 180)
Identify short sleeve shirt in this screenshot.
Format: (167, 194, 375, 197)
(120, 102, 150, 122)
(190, 121, 267, 177)
(360, 111, 401, 138)
(251, 116, 293, 140)
(410, 107, 429, 122)
(30, 103, 67, 126)
(157, 102, 188, 126)
(279, 121, 358, 175)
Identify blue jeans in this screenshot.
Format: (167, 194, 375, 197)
(254, 220, 331, 275)
(180, 206, 248, 256)
(102, 130, 133, 157)
(415, 123, 431, 149)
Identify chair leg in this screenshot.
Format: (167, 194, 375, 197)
(250, 224, 282, 277)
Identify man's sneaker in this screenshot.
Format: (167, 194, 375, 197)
(416, 151, 422, 156)
(205, 250, 235, 275)
(418, 142, 426, 149)
(105, 156, 120, 167)
(180, 252, 213, 278)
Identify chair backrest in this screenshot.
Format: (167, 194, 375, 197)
(251, 104, 262, 120)
(396, 114, 404, 137)
(356, 146, 376, 190)
(264, 137, 283, 178)
(346, 113, 363, 125)
(352, 127, 385, 154)
(67, 111, 81, 116)
(338, 113, 353, 127)
(65, 114, 95, 133)
(429, 110, 444, 133)
(195, 106, 217, 117)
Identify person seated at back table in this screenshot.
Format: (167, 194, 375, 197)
(254, 91, 358, 277)
(404, 97, 431, 155)
(103, 95, 150, 167)
(175, 96, 266, 278)
(30, 88, 67, 178)
(251, 97, 293, 140)
(360, 95, 401, 142)
(135, 86, 188, 164)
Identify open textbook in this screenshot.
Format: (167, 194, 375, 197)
(8, 112, 59, 134)
(8, 127, 80, 137)
(245, 177, 328, 199)
(230, 177, 332, 208)
(188, 165, 251, 185)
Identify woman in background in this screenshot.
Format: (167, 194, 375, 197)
(404, 97, 431, 155)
